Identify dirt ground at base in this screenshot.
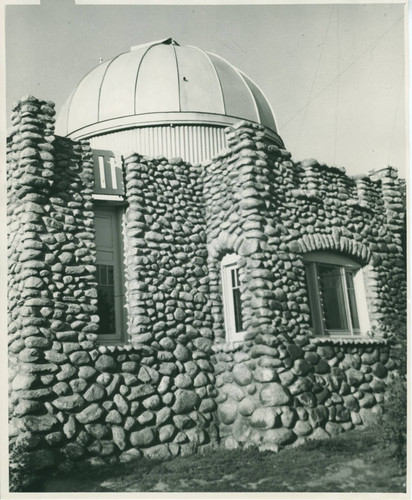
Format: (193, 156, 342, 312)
(36, 437, 406, 494)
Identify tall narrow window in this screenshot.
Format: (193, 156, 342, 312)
(96, 264, 116, 335)
(94, 207, 126, 343)
(221, 254, 245, 342)
(304, 252, 370, 337)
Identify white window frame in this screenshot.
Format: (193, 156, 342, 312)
(303, 252, 370, 337)
(221, 253, 246, 342)
(94, 206, 127, 344)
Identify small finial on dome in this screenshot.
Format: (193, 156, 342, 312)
(99, 57, 103, 64)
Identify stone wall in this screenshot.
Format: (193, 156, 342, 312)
(7, 98, 406, 486)
(8, 96, 101, 474)
(203, 121, 405, 345)
(8, 98, 218, 485)
(202, 120, 405, 450)
(213, 337, 395, 451)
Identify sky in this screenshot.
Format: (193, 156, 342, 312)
(4, 0, 407, 177)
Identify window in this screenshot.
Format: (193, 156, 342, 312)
(92, 149, 124, 196)
(304, 252, 370, 337)
(94, 207, 126, 343)
(221, 254, 245, 342)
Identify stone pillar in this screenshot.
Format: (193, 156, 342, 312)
(368, 167, 406, 326)
(122, 154, 150, 345)
(8, 98, 59, 474)
(8, 96, 99, 488)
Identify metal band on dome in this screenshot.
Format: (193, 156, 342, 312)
(133, 43, 157, 116)
(207, 51, 260, 126)
(65, 60, 110, 136)
(171, 43, 181, 113)
(188, 45, 226, 115)
(65, 111, 284, 144)
(97, 51, 128, 123)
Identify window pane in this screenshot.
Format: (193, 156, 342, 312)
(231, 268, 240, 288)
(317, 265, 349, 331)
(232, 288, 243, 333)
(96, 264, 116, 335)
(108, 266, 114, 285)
(100, 264, 107, 285)
(304, 264, 314, 328)
(231, 268, 243, 333)
(346, 271, 360, 330)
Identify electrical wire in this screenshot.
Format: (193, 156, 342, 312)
(386, 65, 404, 168)
(296, 5, 335, 149)
(280, 15, 403, 130)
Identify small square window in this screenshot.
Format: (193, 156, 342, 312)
(304, 252, 370, 337)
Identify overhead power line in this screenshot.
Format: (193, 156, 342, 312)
(280, 15, 403, 130)
(386, 64, 404, 166)
(296, 5, 335, 149)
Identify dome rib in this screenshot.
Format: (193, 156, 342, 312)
(240, 71, 278, 133)
(132, 37, 180, 114)
(171, 43, 182, 113)
(133, 41, 165, 115)
(235, 68, 261, 124)
(188, 45, 226, 115)
(97, 51, 128, 122)
(66, 61, 107, 135)
(67, 58, 112, 135)
(61, 88, 75, 138)
(208, 51, 260, 124)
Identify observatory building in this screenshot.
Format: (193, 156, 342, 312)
(7, 38, 406, 483)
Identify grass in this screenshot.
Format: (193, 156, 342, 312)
(28, 423, 406, 493)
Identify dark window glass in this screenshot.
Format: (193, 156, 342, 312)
(231, 267, 243, 333)
(304, 263, 314, 328)
(317, 264, 348, 331)
(96, 264, 116, 336)
(346, 271, 360, 330)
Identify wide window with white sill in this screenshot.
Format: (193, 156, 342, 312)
(221, 254, 246, 342)
(304, 252, 370, 337)
(94, 207, 127, 343)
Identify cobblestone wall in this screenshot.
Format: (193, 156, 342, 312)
(8, 98, 218, 484)
(8, 96, 101, 474)
(7, 98, 405, 485)
(203, 121, 405, 345)
(204, 120, 405, 450)
(213, 337, 395, 450)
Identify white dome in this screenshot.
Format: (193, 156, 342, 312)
(55, 38, 284, 163)
(56, 38, 283, 142)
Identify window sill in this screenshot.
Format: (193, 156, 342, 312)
(95, 342, 154, 354)
(310, 335, 390, 346)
